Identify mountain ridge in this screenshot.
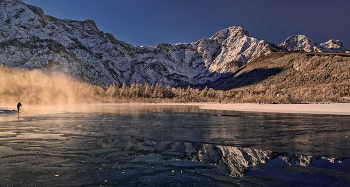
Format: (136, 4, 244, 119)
(0, 0, 348, 89)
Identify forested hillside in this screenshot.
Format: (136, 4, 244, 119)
(1, 51, 349, 105)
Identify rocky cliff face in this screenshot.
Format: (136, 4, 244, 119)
(0, 0, 348, 88)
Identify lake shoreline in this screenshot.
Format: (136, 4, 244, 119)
(1, 102, 350, 116)
(112, 102, 350, 115)
(197, 103, 350, 115)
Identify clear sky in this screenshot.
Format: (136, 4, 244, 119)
(22, 0, 350, 48)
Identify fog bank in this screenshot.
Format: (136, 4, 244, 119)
(0, 65, 103, 107)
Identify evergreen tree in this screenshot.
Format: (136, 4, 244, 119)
(143, 83, 151, 98)
(150, 84, 155, 97)
(135, 83, 142, 98)
(120, 82, 128, 98)
(155, 83, 165, 98)
(130, 83, 137, 98)
(165, 85, 173, 98)
(200, 86, 208, 98)
(106, 83, 119, 97)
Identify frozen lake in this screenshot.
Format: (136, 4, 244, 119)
(0, 104, 350, 186)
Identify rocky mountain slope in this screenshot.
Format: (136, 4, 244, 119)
(0, 0, 348, 89)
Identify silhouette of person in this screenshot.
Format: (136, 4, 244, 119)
(17, 102, 22, 113)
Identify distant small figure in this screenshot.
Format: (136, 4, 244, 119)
(17, 102, 22, 113)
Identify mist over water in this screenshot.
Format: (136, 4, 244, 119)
(0, 67, 103, 108)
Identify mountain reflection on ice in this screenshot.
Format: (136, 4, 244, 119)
(0, 104, 350, 186)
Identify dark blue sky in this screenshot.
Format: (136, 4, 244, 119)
(23, 0, 350, 48)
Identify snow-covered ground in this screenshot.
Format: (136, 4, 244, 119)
(197, 103, 350, 115)
(116, 102, 350, 115)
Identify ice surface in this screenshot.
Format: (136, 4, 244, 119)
(0, 104, 350, 186)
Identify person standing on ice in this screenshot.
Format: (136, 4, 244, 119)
(17, 102, 22, 113)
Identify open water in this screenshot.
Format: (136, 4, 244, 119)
(0, 104, 350, 186)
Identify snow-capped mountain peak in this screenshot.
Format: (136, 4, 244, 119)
(320, 39, 349, 53)
(196, 26, 269, 73)
(278, 35, 324, 52)
(209, 26, 250, 41)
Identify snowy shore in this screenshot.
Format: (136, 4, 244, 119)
(197, 103, 350, 115)
(126, 102, 350, 115)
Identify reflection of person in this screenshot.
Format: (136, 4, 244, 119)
(17, 102, 22, 113)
